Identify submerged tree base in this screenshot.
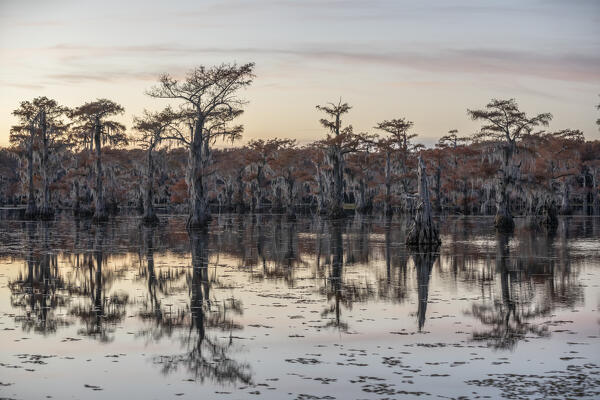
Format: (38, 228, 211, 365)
(235, 204, 249, 214)
(328, 207, 346, 219)
(286, 210, 297, 221)
(535, 204, 558, 229)
(24, 203, 37, 220)
(92, 211, 109, 223)
(74, 207, 94, 218)
(142, 214, 160, 225)
(560, 207, 572, 216)
(494, 214, 515, 232)
(406, 156, 441, 247)
(23, 212, 37, 220)
(187, 213, 211, 230)
(406, 222, 441, 246)
(39, 207, 55, 221)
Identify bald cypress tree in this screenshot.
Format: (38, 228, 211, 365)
(374, 118, 418, 215)
(10, 100, 40, 219)
(468, 99, 551, 231)
(147, 63, 255, 229)
(71, 99, 127, 222)
(132, 107, 178, 224)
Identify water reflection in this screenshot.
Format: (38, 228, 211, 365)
(67, 225, 128, 342)
(148, 230, 251, 384)
(321, 221, 347, 331)
(1, 215, 598, 394)
(8, 222, 69, 334)
(411, 249, 437, 331)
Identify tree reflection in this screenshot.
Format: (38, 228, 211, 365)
(136, 225, 187, 339)
(321, 221, 348, 331)
(9, 221, 69, 334)
(68, 224, 128, 342)
(379, 221, 410, 304)
(319, 220, 377, 332)
(467, 232, 551, 350)
(410, 248, 437, 331)
(2, 213, 595, 377)
(151, 229, 251, 385)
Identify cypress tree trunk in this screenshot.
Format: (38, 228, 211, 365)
(316, 164, 328, 215)
(593, 173, 599, 215)
(256, 164, 265, 212)
(495, 171, 513, 229)
(143, 142, 158, 224)
(225, 183, 234, 212)
(536, 196, 558, 229)
(329, 147, 345, 218)
(93, 117, 108, 222)
(187, 120, 210, 229)
(560, 180, 571, 215)
(286, 175, 296, 220)
(583, 171, 592, 215)
(494, 144, 514, 231)
(235, 169, 246, 213)
(356, 178, 369, 214)
(480, 186, 490, 215)
(24, 120, 37, 219)
(406, 156, 441, 246)
(39, 112, 53, 220)
(384, 152, 392, 216)
(434, 163, 441, 213)
(73, 180, 81, 215)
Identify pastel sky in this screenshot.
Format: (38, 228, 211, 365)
(1, 0, 599, 147)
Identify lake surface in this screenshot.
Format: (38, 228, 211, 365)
(0, 215, 599, 399)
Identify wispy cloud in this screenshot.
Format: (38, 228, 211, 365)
(39, 43, 600, 84)
(44, 70, 159, 84)
(0, 81, 45, 90)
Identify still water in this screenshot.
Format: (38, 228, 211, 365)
(0, 215, 598, 399)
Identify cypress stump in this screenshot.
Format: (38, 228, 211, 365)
(406, 156, 441, 246)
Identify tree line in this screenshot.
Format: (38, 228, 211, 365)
(2, 63, 600, 232)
